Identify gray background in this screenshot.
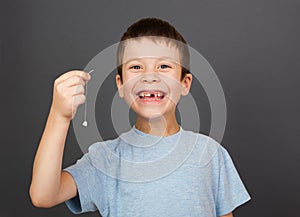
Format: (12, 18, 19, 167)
(1, 0, 300, 216)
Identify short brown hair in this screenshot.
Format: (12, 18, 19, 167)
(117, 17, 190, 81)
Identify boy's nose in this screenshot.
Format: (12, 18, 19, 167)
(140, 72, 160, 83)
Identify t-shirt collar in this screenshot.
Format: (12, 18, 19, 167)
(119, 125, 182, 148)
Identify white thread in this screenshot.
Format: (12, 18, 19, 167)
(82, 69, 94, 127)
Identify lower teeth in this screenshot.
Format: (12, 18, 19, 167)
(142, 97, 162, 100)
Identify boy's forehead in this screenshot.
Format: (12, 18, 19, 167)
(122, 37, 181, 64)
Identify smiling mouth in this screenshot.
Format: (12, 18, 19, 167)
(137, 90, 166, 101)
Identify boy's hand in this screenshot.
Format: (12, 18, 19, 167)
(51, 70, 91, 122)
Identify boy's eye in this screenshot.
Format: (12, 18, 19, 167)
(130, 65, 142, 70)
(159, 64, 171, 69)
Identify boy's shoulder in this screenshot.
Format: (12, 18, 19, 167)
(182, 129, 228, 167)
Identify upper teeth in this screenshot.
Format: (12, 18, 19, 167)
(139, 92, 163, 97)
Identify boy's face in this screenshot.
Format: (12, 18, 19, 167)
(116, 37, 192, 120)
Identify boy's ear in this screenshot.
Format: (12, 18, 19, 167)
(115, 74, 124, 98)
(181, 73, 193, 96)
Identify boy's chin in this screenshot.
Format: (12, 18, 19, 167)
(134, 110, 167, 121)
(137, 112, 164, 120)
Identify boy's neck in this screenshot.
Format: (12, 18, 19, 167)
(135, 115, 180, 137)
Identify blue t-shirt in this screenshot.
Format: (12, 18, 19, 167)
(63, 126, 251, 217)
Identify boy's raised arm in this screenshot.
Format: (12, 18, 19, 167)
(29, 70, 91, 208)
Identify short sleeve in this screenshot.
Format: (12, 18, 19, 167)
(63, 153, 98, 214)
(216, 147, 251, 216)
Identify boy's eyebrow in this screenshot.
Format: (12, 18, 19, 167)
(123, 56, 181, 65)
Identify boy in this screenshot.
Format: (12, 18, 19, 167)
(30, 18, 250, 217)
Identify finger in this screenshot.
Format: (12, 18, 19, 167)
(71, 94, 86, 110)
(56, 70, 91, 84)
(69, 85, 85, 96)
(63, 75, 86, 88)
